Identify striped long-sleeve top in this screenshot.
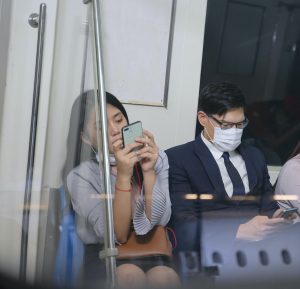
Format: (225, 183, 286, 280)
(67, 150, 171, 244)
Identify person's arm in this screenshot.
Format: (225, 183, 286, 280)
(132, 131, 171, 234)
(276, 158, 300, 215)
(67, 162, 105, 242)
(133, 150, 172, 235)
(142, 169, 156, 221)
(236, 152, 295, 241)
(167, 149, 193, 195)
(236, 149, 291, 241)
(166, 147, 197, 224)
(236, 213, 293, 241)
(113, 173, 133, 243)
(113, 138, 141, 243)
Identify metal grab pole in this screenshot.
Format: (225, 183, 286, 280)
(20, 3, 46, 281)
(84, 0, 117, 287)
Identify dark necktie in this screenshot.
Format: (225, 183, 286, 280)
(222, 152, 245, 196)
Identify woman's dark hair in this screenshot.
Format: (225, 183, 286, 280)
(106, 92, 129, 124)
(62, 90, 95, 184)
(198, 81, 246, 115)
(105, 93, 143, 188)
(63, 90, 142, 192)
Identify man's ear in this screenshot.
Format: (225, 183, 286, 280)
(197, 111, 208, 127)
(81, 132, 91, 146)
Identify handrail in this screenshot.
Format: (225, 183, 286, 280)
(20, 3, 46, 281)
(84, 0, 117, 287)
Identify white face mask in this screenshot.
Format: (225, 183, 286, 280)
(205, 119, 243, 152)
(213, 127, 243, 152)
(95, 152, 100, 163)
(109, 154, 116, 165)
(94, 150, 116, 166)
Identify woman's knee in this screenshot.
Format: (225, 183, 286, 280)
(146, 265, 180, 287)
(116, 264, 146, 288)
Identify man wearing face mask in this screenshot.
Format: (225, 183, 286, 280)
(166, 82, 293, 250)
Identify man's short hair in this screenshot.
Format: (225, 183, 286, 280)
(198, 81, 246, 115)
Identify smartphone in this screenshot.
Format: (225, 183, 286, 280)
(281, 207, 298, 219)
(122, 121, 143, 149)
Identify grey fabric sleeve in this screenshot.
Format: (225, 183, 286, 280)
(133, 150, 172, 235)
(67, 162, 105, 243)
(275, 156, 300, 217)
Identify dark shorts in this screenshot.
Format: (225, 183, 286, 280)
(117, 255, 174, 273)
(84, 244, 174, 279)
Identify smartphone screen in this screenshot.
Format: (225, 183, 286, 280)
(122, 121, 143, 148)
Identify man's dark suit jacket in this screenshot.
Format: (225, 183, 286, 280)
(165, 136, 279, 251)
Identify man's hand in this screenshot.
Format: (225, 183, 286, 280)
(272, 208, 297, 220)
(236, 214, 293, 241)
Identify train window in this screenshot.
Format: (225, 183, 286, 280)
(193, 1, 300, 286)
(198, 0, 300, 166)
(1, 0, 300, 288)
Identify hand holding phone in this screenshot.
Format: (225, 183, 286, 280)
(281, 207, 298, 219)
(112, 121, 144, 178)
(122, 121, 144, 149)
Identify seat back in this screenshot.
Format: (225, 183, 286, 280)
(201, 214, 300, 284)
(53, 187, 84, 287)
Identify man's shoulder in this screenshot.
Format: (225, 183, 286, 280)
(239, 142, 264, 157)
(165, 139, 196, 157)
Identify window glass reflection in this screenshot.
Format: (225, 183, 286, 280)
(199, 0, 300, 165)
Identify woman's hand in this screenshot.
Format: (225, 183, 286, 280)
(135, 130, 159, 173)
(111, 132, 141, 180)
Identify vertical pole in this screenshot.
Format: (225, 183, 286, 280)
(84, 0, 117, 287)
(20, 3, 46, 281)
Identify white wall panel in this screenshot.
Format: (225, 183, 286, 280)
(125, 0, 207, 150)
(0, 0, 58, 279)
(0, 0, 12, 133)
(42, 0, 208, 188)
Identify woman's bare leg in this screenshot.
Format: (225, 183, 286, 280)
(116, 264, 146, 288)
(146, 265, 180, 287)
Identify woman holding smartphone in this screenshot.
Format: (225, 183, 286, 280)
(275, 141, 300, 222)
(63, 90, 179, 287)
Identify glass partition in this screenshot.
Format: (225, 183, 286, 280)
(194, 0, 300, 286)
(198, 0, 300, 166)
(1, 0, 300, 288)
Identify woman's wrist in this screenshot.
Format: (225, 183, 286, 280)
(116, 172, 132, 183)
(142, 170, 156, 195)
(115, 184, 132, 192)
(142, 168, 156, 175)
(115, 174, 131, 191)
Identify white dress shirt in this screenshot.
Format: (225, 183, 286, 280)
(201, 133, 250, 197)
